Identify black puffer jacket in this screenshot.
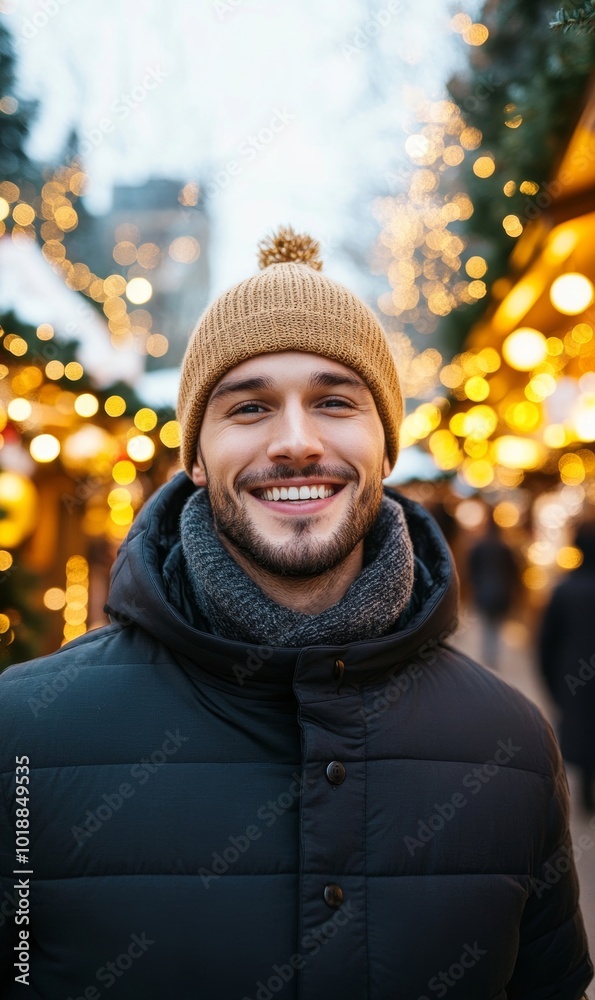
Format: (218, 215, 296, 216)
(0, 473, 592, 999)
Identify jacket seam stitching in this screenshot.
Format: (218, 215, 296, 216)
(0, 760, 555, 777)
(19, 871, 540, 881)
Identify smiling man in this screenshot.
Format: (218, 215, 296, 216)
(186, 351, 400, 622)
(0, 227, 592, 1000)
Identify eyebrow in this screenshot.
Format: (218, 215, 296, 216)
(208, 370, 368, 406)
(308, 371, 367, 392)
(208, 376, 275, 405)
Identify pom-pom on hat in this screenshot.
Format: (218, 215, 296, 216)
(177, 225, 403, 476)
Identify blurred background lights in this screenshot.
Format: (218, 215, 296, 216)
(465, 256, 487, 278)
(103, 274, 127, 296)
(502, 328, 547, 371)
(460, 127, 482, 150)
(126, 435, 155, 462)
(74, 394, 99, 418)
(573, 395, 595, 441)
(105, 395, 127, 417)
(454, 498, 486, 528)
(108, 487, 132, 509)
(64, 362, 83, 380)
(134, 243, 159, 269)
(473, 155, 495, 178)
(492, 435, 545, 470)
(461, 458, 494, 488)
(126, 277, 153, 304)
(112, 460, 137, 485)
(557, 545, 583, 570)
(7, 398, 32, 421)
(493, 502, 520, 528)
(43, 587, 66, 610)
(450, 12, 472, 32)
(502, 214, 523, 237)
(405, 134, 431, 161)
(134, 408, 158, 432)
(12, 203, 35, 226)
(550, 272, 595, 315)
(30, 434, 61, 463)
(146, 334, 169, 357)
(543, 424, 567, 448)
(45, 361, 65, 380)
(169, 236, 200, 263)
(464, 375, 489, 401)
(0, 473, 38, 549)
(159, 420, 182, 448)
(462, 23, 489, 45)
(61, 426, 118, 468)
(559, 453, 585, 484)
(113, 241, 137, 265)
(0, 550, 13, 571)
(5, 335, 27, 356)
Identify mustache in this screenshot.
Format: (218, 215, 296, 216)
(235, 464, 357, 493)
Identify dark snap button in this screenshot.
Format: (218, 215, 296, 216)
(324, 884, 344, 908)
(326, 761, 346, 785)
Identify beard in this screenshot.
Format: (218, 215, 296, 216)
(203, 462, 385, 578)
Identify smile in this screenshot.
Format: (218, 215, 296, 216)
(255, 484, 339, 502)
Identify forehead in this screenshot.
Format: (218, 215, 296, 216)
(208, 351, 366, 396)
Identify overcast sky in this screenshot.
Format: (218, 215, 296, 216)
(4, 0, 478, 292)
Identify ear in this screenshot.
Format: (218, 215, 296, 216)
(382, 452, 393, 479)
(191, 456, 207, 487)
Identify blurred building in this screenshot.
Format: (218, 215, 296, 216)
(68, 177, 211, 369)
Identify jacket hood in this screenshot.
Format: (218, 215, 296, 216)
(105, 471, 459, 686)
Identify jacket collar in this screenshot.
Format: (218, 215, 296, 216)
(106, 471, 459, 694)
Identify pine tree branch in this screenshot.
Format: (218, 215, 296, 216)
(550, 2, 595, 33)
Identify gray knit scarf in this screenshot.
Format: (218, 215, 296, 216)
(179, 488, 415, 648)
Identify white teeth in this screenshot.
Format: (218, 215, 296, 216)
(259, 484, 338, 501)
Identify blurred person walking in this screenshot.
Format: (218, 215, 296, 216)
(467, 515, 520, 669)
(539, 520, 595, 813)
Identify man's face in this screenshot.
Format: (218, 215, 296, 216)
(192, 351, 392, 578)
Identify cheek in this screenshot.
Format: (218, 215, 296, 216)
(206, 430, 261, 478)
(343, 422, 386, 467)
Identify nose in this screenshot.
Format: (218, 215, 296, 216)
(266, 401, 324, 468)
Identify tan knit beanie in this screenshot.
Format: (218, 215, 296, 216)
(177, 226, 403, 476)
